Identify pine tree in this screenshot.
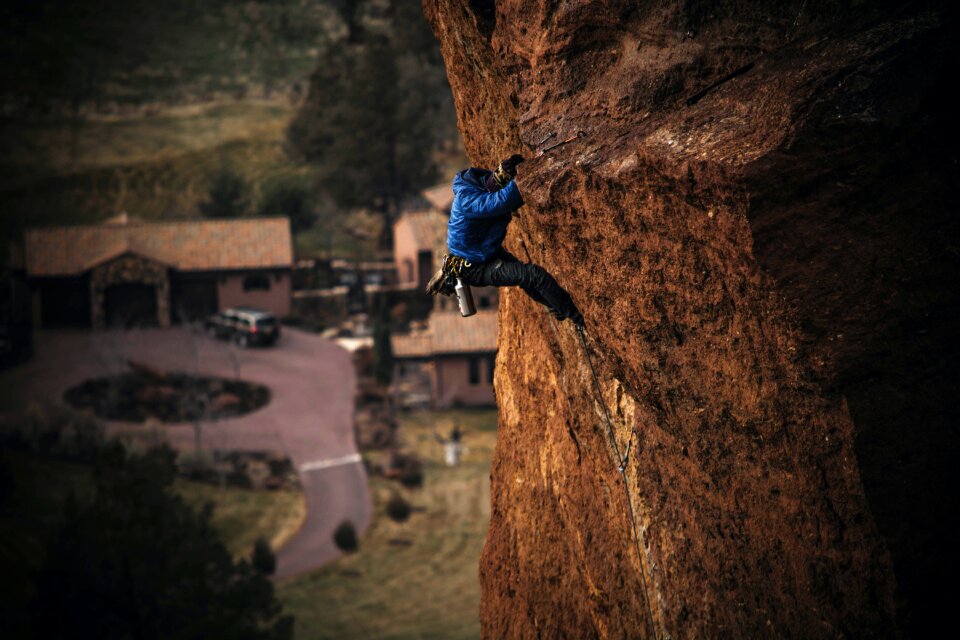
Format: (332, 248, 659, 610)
(287, 2, 451, 226)
(372, 296, 394, 386)
(201, 168, 250, 219)
(29, 444, 293, 640)
(257, 176, 314, 231)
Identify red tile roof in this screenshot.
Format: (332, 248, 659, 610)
(392, 310, 498, 357)
(395, 209, 448, 256)
(392, 333, 433, 358)
(25, 217, 293, 276)
(422, 182, 454, 212)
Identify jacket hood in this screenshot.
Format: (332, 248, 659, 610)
(454, 168, 492, 192)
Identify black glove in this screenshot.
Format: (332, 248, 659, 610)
(500, 154, 525, 177)
(493, 154, 525, 187)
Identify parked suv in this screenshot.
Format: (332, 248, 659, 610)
(204, 308, 280, 347)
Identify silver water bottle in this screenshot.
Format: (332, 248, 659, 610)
(455, 278, 476, 317)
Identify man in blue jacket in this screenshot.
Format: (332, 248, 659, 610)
(429, 154, 583, 327)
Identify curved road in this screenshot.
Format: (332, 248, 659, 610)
(0, 326, 371, 579)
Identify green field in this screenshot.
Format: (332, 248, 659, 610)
(279, 408, 498, 640)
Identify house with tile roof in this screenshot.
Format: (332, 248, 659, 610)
(24, 214, 293, 328)
(392, 309, 498, 408)
(392, 207, 499, 313)
(393, 209, 448, 292)
(421, 182, 455, 214)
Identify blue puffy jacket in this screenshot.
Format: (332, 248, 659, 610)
(446, 168, 524, 263)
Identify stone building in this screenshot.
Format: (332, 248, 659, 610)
(392, 309, 498, 408)
(24, 214, 293, 329)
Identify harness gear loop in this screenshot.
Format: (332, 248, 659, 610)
(443, 254, 471, 277)
(426, 254, 473, 297)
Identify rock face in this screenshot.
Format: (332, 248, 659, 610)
(424, 1, 958, 637)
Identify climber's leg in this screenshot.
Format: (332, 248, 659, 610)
(464, 251, 583, 325)
(492, 251, 554, 310)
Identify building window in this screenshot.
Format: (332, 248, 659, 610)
(468, 356, 480, 385)
(243, 274, 271, 291)
(487, 355, 495, 384)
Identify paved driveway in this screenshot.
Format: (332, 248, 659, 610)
(0, 326, 371, 579)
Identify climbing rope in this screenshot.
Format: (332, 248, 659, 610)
(576, 325, 660, 640)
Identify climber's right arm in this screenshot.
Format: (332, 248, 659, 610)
(461, 180, 524, 219)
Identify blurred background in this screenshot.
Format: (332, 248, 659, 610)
(1, 1, 497, 638)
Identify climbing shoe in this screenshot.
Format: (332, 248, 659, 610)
(551, 306, 584, 328)
(425, 267, 454, 296)
(569, 310, 585, 329)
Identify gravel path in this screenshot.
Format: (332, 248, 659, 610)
(0, 326, 371, 578)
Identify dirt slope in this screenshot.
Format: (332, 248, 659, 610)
(424, 1, 959, 637)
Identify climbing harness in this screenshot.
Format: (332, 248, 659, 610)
(426, 254, 471, 296)
(576, 324, 660, 640)
(444, 254, 471, 277)
(425, 254, 477, 317)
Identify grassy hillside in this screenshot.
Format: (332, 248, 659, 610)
(0, 97, 395, 262)
(2, 101, 294, 185)
(1, 101, 297, 220)
(0, 1, 462, 266)
(0, 0, 339, 111)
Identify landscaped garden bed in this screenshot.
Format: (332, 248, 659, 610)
(63, 364, 270, 423)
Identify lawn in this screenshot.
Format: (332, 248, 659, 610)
(177, 478, 305, 559)
(278, 408, 498, 640)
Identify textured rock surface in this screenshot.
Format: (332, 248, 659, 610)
(425, 1, 958, 637)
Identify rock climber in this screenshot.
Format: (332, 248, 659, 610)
(426, 154, 584, 327)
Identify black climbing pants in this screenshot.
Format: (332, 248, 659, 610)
(461, 250, 580, 320)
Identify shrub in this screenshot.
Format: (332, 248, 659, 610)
(396, 454, 423, 489)
(251, 537, 277, 576)
(176, 449, 217, 484)
(57, 410, 105, 462)
(226, 465, 253, 489)
(200, 168, 249, 218)
(0, 453, 14, 505)
(385, 492, 411, 522)
(29, 445, 292, 639)
(332, 521, 358, 553)
(257, 176, 314, 232)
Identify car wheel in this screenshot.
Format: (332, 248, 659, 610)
(206, 326, 219, 339)
(235, 333, 249, 348)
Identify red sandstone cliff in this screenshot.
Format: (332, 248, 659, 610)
(424, 1, 959, 637)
